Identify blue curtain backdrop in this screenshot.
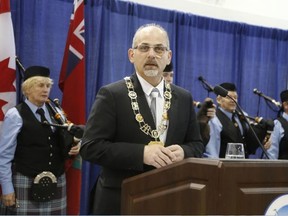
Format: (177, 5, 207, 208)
(9, 0, 288, 214)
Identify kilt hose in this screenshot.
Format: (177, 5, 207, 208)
(0, 172, 66, 215)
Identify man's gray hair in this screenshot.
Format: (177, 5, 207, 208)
(132, 23, 170, 49)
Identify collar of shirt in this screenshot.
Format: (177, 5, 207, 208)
(136, 72, 164, 98)
(25, 99, 47, 114)
(25, 99, 51, 122)
(219, 107, 233, 120)
(219, 106, 245, 135)
(282, 112, 288, 121)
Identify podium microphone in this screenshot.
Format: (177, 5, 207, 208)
(198, 76, 214, 92)
(213, 85, 228, 97)
(253, 88, 281, 108)
(213, 85, 270, 159)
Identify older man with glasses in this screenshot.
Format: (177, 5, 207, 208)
(80, 23, 204, 214)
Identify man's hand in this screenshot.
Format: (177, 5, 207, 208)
(206, 107, 216, 119)
(144, 144, 176, 168)
(166, 145, 184, 162)
(1, 193, 16, 207)
(197, 98, 215, 123)
(263, 135, 272, 150)
(69, 142, 80, 155)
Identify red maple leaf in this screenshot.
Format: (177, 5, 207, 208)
(0, 57, 16, 92)
(0, 99, 8, 121)
(0, 57, 16, 121)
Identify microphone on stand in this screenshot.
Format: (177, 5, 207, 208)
(253, 88, 281, 108)
(213, 85, 270, 159)
(198, 76, 214, 92)
(213, 85, 228, 97)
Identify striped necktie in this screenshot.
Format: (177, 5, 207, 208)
(150, 88, 159, 124)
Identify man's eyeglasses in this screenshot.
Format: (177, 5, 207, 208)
(134, 44, 168, 56)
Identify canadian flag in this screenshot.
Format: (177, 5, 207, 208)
(0, 0, 16, 132)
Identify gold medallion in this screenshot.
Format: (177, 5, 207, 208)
(135, 113, 143, 122)
(162, 112, 168, 120)
(148, 141, 164, 146)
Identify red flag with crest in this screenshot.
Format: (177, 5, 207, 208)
(58, 0, 85, 214)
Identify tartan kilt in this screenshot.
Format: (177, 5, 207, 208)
(0, 172, 66, 215)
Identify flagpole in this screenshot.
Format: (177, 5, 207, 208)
(15, 56, 25, 103)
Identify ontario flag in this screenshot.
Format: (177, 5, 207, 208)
(58, 0, 85, 214)
(0, 0, 16, 132)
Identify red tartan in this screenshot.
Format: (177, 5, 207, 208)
(66, 165, 81, 214)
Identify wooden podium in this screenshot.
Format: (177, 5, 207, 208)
(121, 158, 288, 215)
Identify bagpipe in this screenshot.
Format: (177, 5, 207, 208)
(198, 76, 274, 157)
(15, 57, 84, 144)
(45, 98, 84, 142)
(197, 76, 274, 126)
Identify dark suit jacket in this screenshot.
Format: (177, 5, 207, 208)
(80, 73, 204, 214)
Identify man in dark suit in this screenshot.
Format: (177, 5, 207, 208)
(80, 23, 204, 214)
(204, 82, 271, 158)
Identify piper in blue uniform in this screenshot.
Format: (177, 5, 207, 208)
(267, 90, 288, 159)
(0, 66, 80, 215)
